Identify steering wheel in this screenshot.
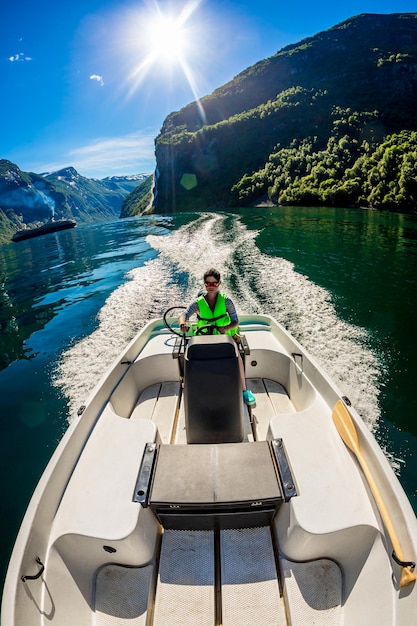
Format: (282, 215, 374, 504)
(163, 307, 222, 337)
(163, 306, 187, 338)
(195, 324, 220, 336)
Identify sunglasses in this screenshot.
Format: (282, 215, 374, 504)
(205, 281, 219, 287)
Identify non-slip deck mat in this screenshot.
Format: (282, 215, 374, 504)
(153, 529, 215, 626)
(95, 564, 154, 626)
(220, 527, 286, 626)
(281, 557, 342, 625)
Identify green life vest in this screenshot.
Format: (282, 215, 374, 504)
(196, 293, 238, 336)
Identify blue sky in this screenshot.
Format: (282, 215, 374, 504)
(1, 1, 415, 179)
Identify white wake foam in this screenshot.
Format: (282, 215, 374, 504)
(55, 213, 380, 429)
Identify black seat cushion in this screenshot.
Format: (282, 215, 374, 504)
(184, 336, 244, 444)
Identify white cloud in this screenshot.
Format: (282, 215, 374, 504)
(32, 131, 157, 178)
(8, 52, 32, 62)
(90, 74, 104, 86)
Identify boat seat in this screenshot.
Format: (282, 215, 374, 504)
(270, 405, 381, 564)
(135, 441, 293, 530)
(184, 335, 244, 444)
(130, 381, 181, 444)
(50, 412, 160, 574)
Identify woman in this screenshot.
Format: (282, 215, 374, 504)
(178, 268, 256, 407)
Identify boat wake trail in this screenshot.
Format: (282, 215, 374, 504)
(56, 213, 380, 432)
(148, 213, 380, 428)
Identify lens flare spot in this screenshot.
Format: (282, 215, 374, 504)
(180, 173, 198, 190)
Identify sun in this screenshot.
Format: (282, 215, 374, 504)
(121, 0, 207, 120)
(130, 1, 201, 73)
(145, 14, 187, 63)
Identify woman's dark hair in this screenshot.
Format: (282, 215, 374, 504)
(204, 268, 221, 282)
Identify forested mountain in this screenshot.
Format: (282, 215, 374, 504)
(120, 175, 153, 217)
(0, 160, 147, 244)
(153, 13, 417, 213)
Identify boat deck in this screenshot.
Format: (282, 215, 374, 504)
(92, 378, 343, 626)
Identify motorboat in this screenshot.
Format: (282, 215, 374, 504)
(2, 312, 417, 625)
(12, 219, 76, 242)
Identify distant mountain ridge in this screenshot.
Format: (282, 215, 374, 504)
(153, 12, 417, 212)
(97, 174, 147, 194)
(0, 159, 149, 244)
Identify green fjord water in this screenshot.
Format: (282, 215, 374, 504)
(0, 207, 416, 595)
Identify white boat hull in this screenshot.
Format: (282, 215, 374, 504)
(2, 315, 416, 625)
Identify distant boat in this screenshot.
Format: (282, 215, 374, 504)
(12, 219, 76, 242)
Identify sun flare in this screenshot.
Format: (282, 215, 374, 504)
(129, 0, 201, 74)
(121, 0, 207, 121)
(146, 14, 187, 62)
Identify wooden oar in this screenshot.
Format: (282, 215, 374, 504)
(332, 399, 416, 588)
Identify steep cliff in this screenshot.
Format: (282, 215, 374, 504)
(154, 13, 417, 212)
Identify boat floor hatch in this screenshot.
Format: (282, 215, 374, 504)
(135, 441, 287, 530)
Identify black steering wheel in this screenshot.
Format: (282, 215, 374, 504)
(163, 307, 222, 338)
(163, 306, 187, 338)
(195, 324, 220, 335)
